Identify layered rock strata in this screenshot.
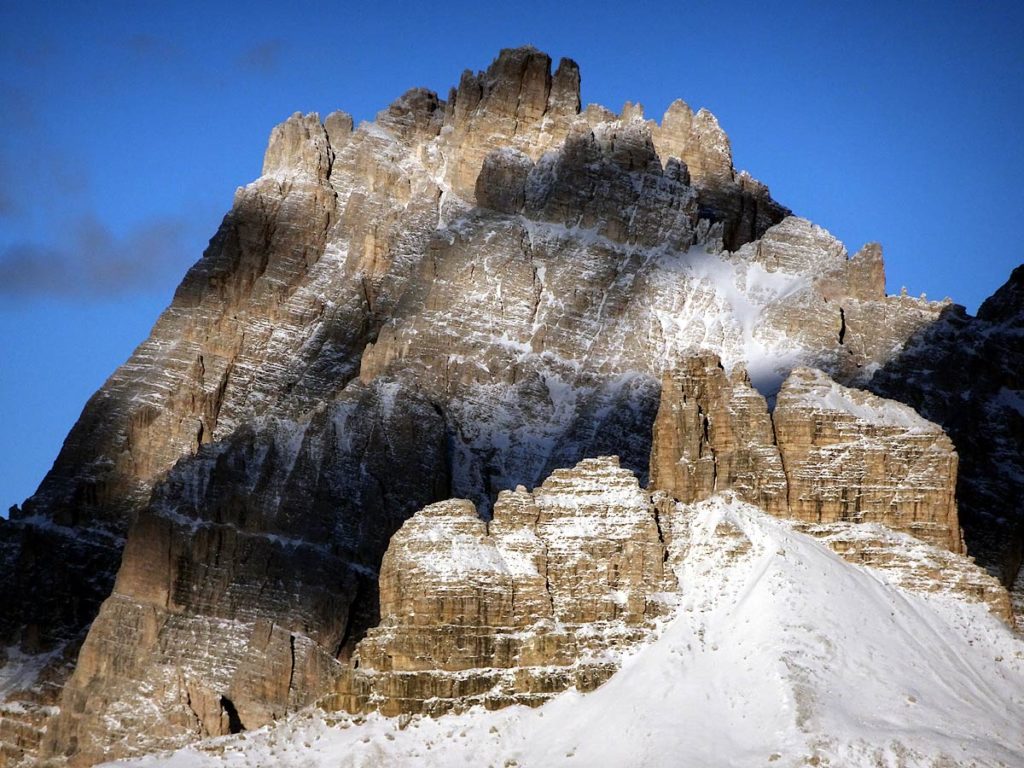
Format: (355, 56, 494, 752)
(651, 354, 963, 553)
(795, 521, 1011, 621)
(330, 454, 1007, 720)
(650, 357, 787, 514)
(868, 265, 1024, 612)
(775, 368, 962, 553)
(334, 457, 675, 716)
(0, 46, 977, 765)
(39, 383, 449, 767)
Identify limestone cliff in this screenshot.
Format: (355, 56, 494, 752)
(775, 367, 961, 553)
(650, 357, 787, 514)
(323, 360, 1005, 721)
(334, 457, 674, 716)
(327, 447, 1006, 720)
(867, 265, 1024, 625)
(650, 353, 964, 554)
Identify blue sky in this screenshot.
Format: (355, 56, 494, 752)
(2, 0, 1022, 511)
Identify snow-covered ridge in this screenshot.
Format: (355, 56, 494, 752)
(107, 496, 1024, 768)
(789, 367, 941, 433)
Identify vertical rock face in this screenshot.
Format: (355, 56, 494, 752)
(335, 457, 675, 716)
(868, 265, 1024, 614)
(650, 354, 787, 514)
(0, 46, 994, 765)
(39, 381, 450, 766)
(652, 100, 734, 187)
(443, 47, 583, 198)
(773, 368, 962, 553)
(650, 355, 963, 553)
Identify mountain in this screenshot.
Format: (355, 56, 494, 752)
(0, 46, 1021, 766)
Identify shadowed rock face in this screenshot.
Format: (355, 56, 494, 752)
(867, 266, 1024, 621)
(0, 46, 1000, 766)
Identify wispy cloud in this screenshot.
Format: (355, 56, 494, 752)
(0, 215, 195, 299)
(121, 33, 182, 62)
(236, 39, 285, 75)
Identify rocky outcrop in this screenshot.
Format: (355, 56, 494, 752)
(334, 457, 675, 716)
(796, 521, 1011, 621)
(774, 368, 962, 553)
(868, 265, 1024, 615)
(650, 354, 963, 553)
(650, 357, 787, 514)
(652, 100, 734, 187)
(442, 48, 582, 198)
(330, 449, 1007, 721)
(736, 217, 943, 385)
(39, 381, 449, 766)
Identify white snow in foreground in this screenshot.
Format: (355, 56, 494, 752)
(105, 497, 1024, 768)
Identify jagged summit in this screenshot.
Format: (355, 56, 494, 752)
(259, 45, 774, 233)
(0, 47, 1021, 767)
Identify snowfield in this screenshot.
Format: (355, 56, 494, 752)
(105, 497, 1024, 768)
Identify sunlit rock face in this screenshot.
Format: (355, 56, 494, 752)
(650, 355, 788, 515)
(334, 457, 675, 717)
(0, 45, 1000, 766)
(774, 367, 962, 553)
(650, 353, 964, 554)
(328, 420, 1004, 721)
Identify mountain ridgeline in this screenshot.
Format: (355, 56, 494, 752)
(0, 47, 1021, 767)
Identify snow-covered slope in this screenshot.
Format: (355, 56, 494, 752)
(106, 497, 1024, 768)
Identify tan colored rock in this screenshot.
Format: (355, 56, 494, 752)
(443, 47, 582, 199)
(261, 112, 333, 179)
(650, 355, 964, 555)
(736, 216, 946, 383)
(746, 215, 847, 274)
(0, 45, 973, 765)
(40, 380, 450, 766)
(652, 99, 734, 187)
(773, 367, 963, 553)
(335, 457, 675, 717)
(650, 354, 787, 514)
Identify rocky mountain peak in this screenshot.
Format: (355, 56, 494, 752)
(653, 99, 733, 185)
(1, 46, 1021, 767)
(261, 111, 333, 179)
(977, 263, 1024, 325)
